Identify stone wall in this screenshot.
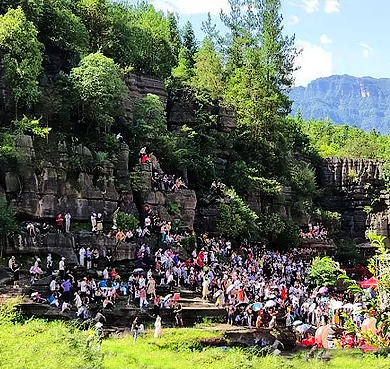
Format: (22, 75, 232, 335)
(135, 162, 197, 230)
(319, 158, 388, 239)
(122, 72, 168, 120)
(2, 135, 120, 222)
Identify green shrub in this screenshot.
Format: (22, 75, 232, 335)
(116, 212, 139, 231)
(0, 296, 24, 324)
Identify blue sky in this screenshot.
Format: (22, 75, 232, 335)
(127, 0, 390, 86)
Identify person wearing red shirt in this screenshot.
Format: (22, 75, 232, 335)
(56, 213, 63, 232)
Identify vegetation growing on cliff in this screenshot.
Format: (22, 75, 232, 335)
(0, 0, 355, 247)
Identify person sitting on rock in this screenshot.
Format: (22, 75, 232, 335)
(115, 229, 125, 245)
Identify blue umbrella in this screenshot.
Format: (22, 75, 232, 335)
(296, 324, 312, 333)
(252, 302, 263, 312)
(292, 320, 303, 326)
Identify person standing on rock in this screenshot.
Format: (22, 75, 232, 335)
(202, 277, 209, 301)
(8, 255, 15, 269)
(96, 213, 103, 234)
(56, 213, 64, 233)
(79, 246, 86, 267)
(147, 275, 156, 300)
(12, 262, 20, 289)
(47, 253, 53, 276)
(173, 300, 183, 327)
(65, 212, 71, 232)
(59, 257, 65, 280)
(91, 213, 97, 232)
(154, 315, 162, 338)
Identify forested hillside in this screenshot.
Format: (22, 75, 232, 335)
(1, 0, 373, 249)
(290, 75, 390, 133)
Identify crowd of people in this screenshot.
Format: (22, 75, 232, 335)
(299, 223, 328, 240)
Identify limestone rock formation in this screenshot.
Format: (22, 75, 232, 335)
(319, 158, 388, 239)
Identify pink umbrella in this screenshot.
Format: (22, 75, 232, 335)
(318, 286, 328, 294)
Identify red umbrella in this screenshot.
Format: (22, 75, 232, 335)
(359, 276, 378, 289)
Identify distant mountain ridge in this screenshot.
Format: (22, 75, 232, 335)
(290, 75, 390, 133)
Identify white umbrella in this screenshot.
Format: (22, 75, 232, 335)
(163, 293, 173, 302)
(331, 300, 343, 310)
(265, 300, 276, 308)
(226, 285, 235, 293)
(213, 290, 222, 298)
(309, 303, 316, 313)
(343, 303, 353, 310)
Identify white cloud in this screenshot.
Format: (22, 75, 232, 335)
(299, 0, 341, 13)
(294, 40, 333, 86)
(137, 0, 230, 15)
(360, 42, 373, 58)
(287, 15, 300, 26)
(324, 0, 341, 13)
(320, 34, 332, 44)
(301, 0, 319, 13)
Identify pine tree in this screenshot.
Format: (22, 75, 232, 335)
(191, 38, 224, 100)
(222, 0, 299, 182)
(182, 20, 198, 67)
(167, 11, 181, 66)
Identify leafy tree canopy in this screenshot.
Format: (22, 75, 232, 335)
(217, 188, 259, 240)
(308, 256, 341, 287)
(70, 51, 125, 132)
(0, 6, 42, 114)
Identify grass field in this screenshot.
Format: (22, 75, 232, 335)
(1, 299, 390, 369)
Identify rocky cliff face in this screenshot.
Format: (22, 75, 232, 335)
(290, 75, 390, 133)
(319, 158, 390, 239)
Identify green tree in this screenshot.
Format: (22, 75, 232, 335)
(222, 0, 298, 182)
(0, 201, 18, 258)
(0, 0, 44, 22)
(0, 7, 43, 118)
(171, 47, 193, 83)
(191, 38, 224, 101)
(116, 212, 139, 231)
(76, 0, 111, 52)
(308, 256, 341, 287)
(104, 3, 177, 78)
(182, 20, 198, 66)
(70, 52, 125, 133)
(37, 0, 88, 52)
(167, 11, 181, 65)
(217, 188, 259, 240)
(128, 93, 172, 165)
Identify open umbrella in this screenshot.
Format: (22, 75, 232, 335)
(343, 303, 353, 310)
(236, 302, 249, 309)
(359, 276, 378, 289)
(331, 300, 343, 310)
(213, 290, 222, 298)
(163, 293, 173, 303)
(296, 324, 312, 333)
(292, 320, 303, 326)
(252, 302, 263, 312)
(319, 286, 328, 294)
(133, 268, 144, 274)
(226, 285, 235, 294)
(265, 300, 276, 308)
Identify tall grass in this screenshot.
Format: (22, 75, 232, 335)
(1, 302, 390, 369)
